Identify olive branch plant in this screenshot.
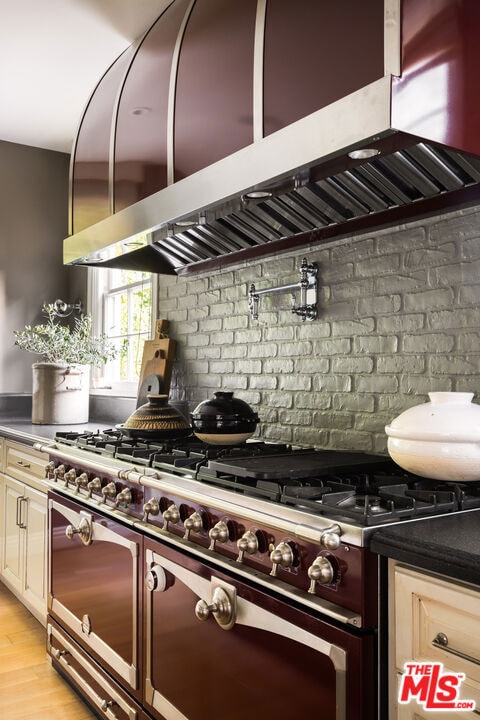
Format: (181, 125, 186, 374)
(13, 303, 118, 367)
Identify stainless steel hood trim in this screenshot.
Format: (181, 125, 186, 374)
(167, 0, 196, 186)
(64, 75, 393, 267)
(253, 0, 267, 142)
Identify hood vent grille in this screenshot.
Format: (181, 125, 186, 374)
(154, 141, 480, 270)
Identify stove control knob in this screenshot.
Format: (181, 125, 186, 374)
(45, 461, 56, 479)
(236, 531, 259, 563)
(269, 541, 294, 577)
(63, 468, 77, 487)
(115, 488, 132, 508)
(183, 511, 203, 540)
(320, 524, 342, 550)
(307, 555, 335, 592)
(100, 482, 117, 503)
(73, 473, 89, 494)
(208, 521, 229, 551)
(53, 464, 66, 482)
(142, 497, 160, 522)
(86, 477, 102, 498)
(162, 503, 180, 531)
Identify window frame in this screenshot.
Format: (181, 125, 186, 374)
(87, 267, 157, 397)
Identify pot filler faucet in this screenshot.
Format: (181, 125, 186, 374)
(248, 257, 318, 321)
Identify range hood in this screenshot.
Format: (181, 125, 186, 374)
(65, 0, 480, 275)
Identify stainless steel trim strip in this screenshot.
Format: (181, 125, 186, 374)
(253, 0, 267, 142)
(167, 0, 197, 186)
(384, 0, 401, 77)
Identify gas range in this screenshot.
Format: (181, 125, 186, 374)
(38, 428, 480, 537)
(36, 428, 480, 630)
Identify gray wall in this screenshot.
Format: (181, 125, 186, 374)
(159, 205, 480, 455)
(0, 140, 85, 394)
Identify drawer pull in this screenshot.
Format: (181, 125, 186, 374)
(16, 460, 31, 468)
(433, 632, 480, 666)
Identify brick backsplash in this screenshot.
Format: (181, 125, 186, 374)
(158, 206, 480, 455)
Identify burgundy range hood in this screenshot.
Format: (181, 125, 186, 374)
(64, 0, 480, 275)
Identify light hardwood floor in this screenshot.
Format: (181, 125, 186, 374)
(0, 582, 97, 720)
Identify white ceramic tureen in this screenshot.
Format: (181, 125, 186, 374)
(385, 392, 480, 481)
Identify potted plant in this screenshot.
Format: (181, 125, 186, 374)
(13, 302, 117, 424)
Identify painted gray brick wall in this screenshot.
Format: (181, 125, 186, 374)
(158, 206, 480, 455)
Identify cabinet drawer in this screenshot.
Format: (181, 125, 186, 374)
(394, 564, 480, 709)
(395, 671, 479, 720)
(4, 441, 48, 491)
(48, 620, 141, 720)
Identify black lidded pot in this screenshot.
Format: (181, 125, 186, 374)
(190, 391, 260, 445)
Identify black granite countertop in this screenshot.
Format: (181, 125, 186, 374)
(370, 509, 480, 585)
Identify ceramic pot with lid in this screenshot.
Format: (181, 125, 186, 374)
(385, 391, 480, 481)
(117, 394, 192, 439)
(190, 391, 260, 445)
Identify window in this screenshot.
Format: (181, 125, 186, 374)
(89, 267, 156, 395)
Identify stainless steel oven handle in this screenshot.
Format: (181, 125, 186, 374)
(433, 632, 480, 666)
(66, 516, 93, 546)
(195, 585, 237, 630)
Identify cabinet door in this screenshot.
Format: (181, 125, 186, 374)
(391, 563, 480, 719)
(22, 486, 47, 617)
(1, 474, 24, 592)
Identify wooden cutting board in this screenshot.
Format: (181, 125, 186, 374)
(138, 334, 176, 399)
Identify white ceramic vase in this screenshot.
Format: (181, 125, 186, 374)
(32, 362, 90, 424)
(385, 392, 480, 481)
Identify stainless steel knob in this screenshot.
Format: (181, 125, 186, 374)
(115, 488, 132, 508)
(208, 520, 229, 551)
(142, 497, 160, 522)
(73, 472, 89, 494)
(86, 476, 102, 498)
(65, 517, 92, 546)
(320, 524, 342, 550)
(195, 585, 236, 630)
(236, 530, 258, 562)
(162, 503, 180, 531)
(183, 511, 203, 540)
(63, 468, 77, 487)
(100, 700, 116, 711)
(100, 481, 117, 503)
(53, 464, 65, 481)
(269, 541, 294, 577)
(307, 555, 335, 592)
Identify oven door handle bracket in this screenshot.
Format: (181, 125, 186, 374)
(248, 257, 318, 321)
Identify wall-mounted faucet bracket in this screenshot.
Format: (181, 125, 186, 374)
(248, 257, 318, 321)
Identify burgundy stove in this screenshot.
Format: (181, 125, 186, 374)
(36, 429, 480, 720)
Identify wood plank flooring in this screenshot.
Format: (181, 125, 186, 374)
(0, 582, 97, 720)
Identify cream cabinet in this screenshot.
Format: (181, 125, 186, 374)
(389, 561, 480, 719)
(0, 439, 49, 623)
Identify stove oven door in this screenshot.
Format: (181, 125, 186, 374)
(48, 491, 142, 699)
(144, 538, 375, 720)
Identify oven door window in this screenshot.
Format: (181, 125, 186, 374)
(144, 541, 373, 720)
